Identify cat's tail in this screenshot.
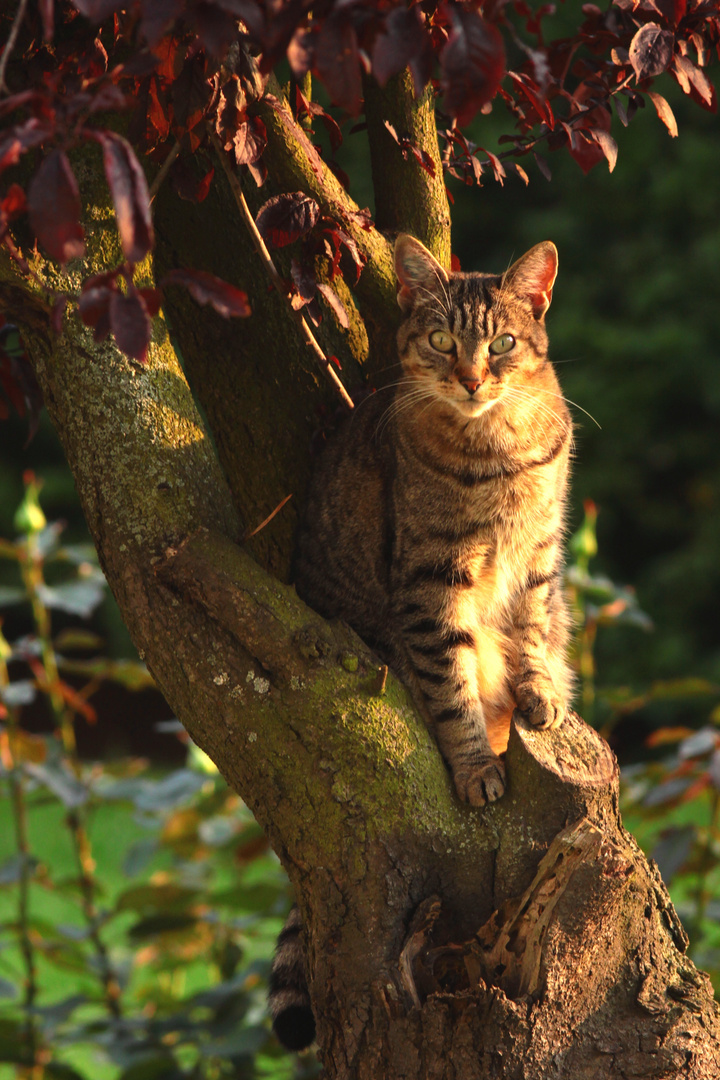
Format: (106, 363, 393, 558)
(268, 906, 316, 1051)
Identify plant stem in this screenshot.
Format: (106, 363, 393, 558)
(18, 535, 122, 1018)
(0, 648, 39, 1068)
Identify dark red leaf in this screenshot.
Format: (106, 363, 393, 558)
(255, 192, 320, 248)
(568, 129, 605, 174)
(109, 290, 152, 363)
(384, 121, 436, 178)
(344, 207, 373, 232)
(533, 151, 552, 180)
(296, 88, 343, 153)
(372, 6, 425, 88)
(161, 269, 251, 317)
(195, 166, 214, 201)
(671, 54, 716, 111)
(317, 282, 349, 328)
(91, 131, 154, 263)
(314, 12, 363, 116)
(172, 54, 213, 131)
(287, 26, 313, 79)
(0, 323, 43, 441)
(192, 3, 238, 58)
(140, 0, 185, 48)
(0, 119, 52, 172)
(234, 115, 267, 166)
(629, 23, 674, 81)
(589, 128, 618, 172)
(139, 287, 162, 317)
(78, 278, 116, 341)
(2, 184, 26, 217)
(147, 76, 171, 143)
(27, 150, 85, 265)
(614, 95, 629, 126)
(152, 35, 185, 83)
(291, 258, 317, 305)
(508, 162, 529, 185)
(71, 0, 125, 20)
(451, 254, 462, 271)
(247, 159, 268, 188)
(647, 90, 678, 136)
(508, 72, 554, 128)
(440, 8, 506, 126)
(479, 146, 506, 184)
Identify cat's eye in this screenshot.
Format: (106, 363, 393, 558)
(489, 334, 516, 355)
(429, 330, 455, 353)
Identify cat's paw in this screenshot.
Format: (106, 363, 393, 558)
(453, 756, 506, 807)
(515, 680, 565, 730)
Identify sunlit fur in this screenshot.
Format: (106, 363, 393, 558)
(271, 235, 575, 1048)
(294, 232, 573, 804)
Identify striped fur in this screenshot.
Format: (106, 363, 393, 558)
(268, 906, 315, 1050)
(271, 235, 574, 1046)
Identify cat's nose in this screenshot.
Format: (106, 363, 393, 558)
(460, 377, 482, 396)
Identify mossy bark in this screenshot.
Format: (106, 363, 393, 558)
(1, 71, 719, 1080)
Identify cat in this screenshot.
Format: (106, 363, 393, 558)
(269, 233, 574, 1049)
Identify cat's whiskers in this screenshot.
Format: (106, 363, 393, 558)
(376, 385, 440, 438)
(413, 282, 451, 321)
(428, 264, 453, 315)
(530, 385, 601, 429)
(500, 386, 566, 452)
(503, 386, 567, 437)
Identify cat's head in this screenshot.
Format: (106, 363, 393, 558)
(394, 234, 558, 420)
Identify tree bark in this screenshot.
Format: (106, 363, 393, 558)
(2, 73, 719, 1080)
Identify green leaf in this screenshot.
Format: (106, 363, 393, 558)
(44, 1063, 89, 1080)
(123, 839, 158, 878)
(0, 854, 40, 885)
(116, 883, 199, 913)
(0, 586, 27, 607)
(36, 579, 106, 618)
(201, 1024, 269, 1059)
(128, 913, 199, 940)
(0, 1018, 32, 1063)
(118, 1053, 181, 1080)
(99, 770, 206, 811)
(25, 762, 88, 807)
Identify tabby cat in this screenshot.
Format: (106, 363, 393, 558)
(269, 234, 574, 1049)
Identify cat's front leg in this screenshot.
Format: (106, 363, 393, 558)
(436, 710, 506, 806)
(398, 619, 508, 806)
(512, 566, 572, 731)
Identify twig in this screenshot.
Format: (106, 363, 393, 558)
(0, 645, 40, 1064)
(208, 127, 355, 411)
(0, 0, 30, 95)
(20, 536, 123, 1018)
(243, 492, 293, 540)
(148, 140, 181, 202)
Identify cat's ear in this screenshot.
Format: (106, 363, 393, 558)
(504, 242, 558, 320)
(394, 234, 449, 313)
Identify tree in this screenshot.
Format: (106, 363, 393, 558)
(2, 1, 720, 1076)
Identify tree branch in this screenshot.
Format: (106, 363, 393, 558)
(258, 80, 400, 357)
(208, 127, 354, 410)
(363, 70, 451, 270)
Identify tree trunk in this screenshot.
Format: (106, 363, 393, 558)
(2, 71, 719, 1079)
